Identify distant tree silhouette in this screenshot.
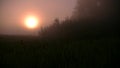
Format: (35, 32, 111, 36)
(72, 0, 119, 20)
(52, 18, 60, 28)
(38, 0, 120, 41)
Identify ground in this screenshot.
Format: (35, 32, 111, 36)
(0, 35, 120, 68)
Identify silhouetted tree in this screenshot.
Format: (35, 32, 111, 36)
(72, 0, 119, 20)
(52, 18, 60, 28)
(38, 0, 120, 40)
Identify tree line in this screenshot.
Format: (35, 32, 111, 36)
(38, 0, 120, 41)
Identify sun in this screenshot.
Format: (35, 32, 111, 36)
(24, 16, 39, 29)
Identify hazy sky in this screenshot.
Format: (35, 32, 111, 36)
(0, 0, 76, 35)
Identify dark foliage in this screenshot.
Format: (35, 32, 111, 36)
(39, 18, 120, 41)
(0, 0, 120, 68)
(0, 36, 120, 68)
(38, 0, 120, 41)
(72, 0, 120, 20)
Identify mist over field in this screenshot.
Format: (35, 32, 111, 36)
(0, 0, 76, 35)
(0, 0, 120, 68)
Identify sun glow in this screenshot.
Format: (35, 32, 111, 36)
(24, 16, 39, 29)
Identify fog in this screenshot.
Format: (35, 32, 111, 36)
(0, 0, 76, 35)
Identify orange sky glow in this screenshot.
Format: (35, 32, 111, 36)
(0, 0, 76, 35)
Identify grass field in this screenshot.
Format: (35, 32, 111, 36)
(0, 35, 120, 68)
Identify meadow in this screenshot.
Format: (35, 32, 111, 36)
(0, 35, 119, 68)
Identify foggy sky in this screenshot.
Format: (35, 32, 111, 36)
(0, 0, 76, 35)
